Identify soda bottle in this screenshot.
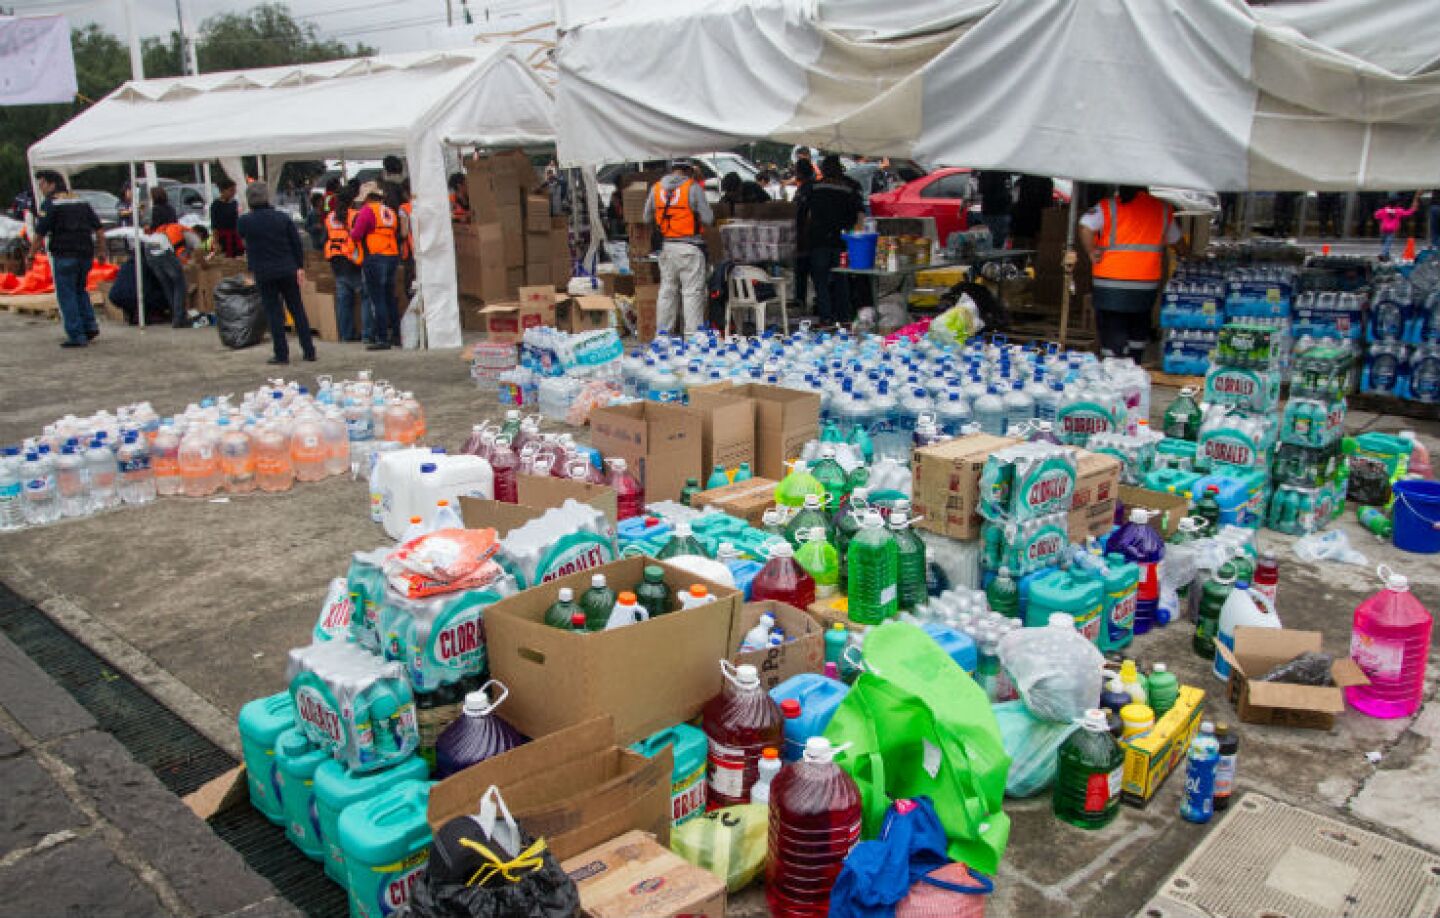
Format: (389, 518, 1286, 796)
(1212, 722, 1240, 812)
(680, 478, 701, 507)
(1179, 721, 1221, 823)
(765, 736, 863, 917)
(1252, 552, 1278, 606)
(606, 458, 645, 520)
(499, 409, 522, 441)
(1193, 486, 1222, 535)
(750, 542, 817, 610)
(847, 510, 898, 625)
(986, 565, 1020, 619)
(658, 520, 707, 559)
(1053, 709, 1125, 829)
(635, 565, 672, 619)
(1346, 565, 1432, 719)
(785, 493, 833, 547)
(1147, 663, 1178, 718)
(1358, 505, 1393, 539)
(490, 435, 519, 503)
(568, 611, 588, 633)
(703, 661, 784, 808)
(1162, 386, 1203, 441)
(544, 587, 581, 629)
(889, 510, 927, 611)
(580, 573, 618, 631)
(808, 447, 849, 508)
(433, 682, 524, 779)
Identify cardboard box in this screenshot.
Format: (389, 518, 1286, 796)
(525, 263, 553, 287)
(691, 478, 778, 528)
(506, 267, 527, 297)
(526, 230, 555, 265)
(1121, 685, 1205, 806)
(478, 298, 555, 343)
(456, 222, 510, 302)
(1066, 450, 1125, 542)
(1217, 628, 1368, 731)
(683, 389, 756, 475)
(807, 597, 864, 634)
(558, 295, 619, 334)
(462, 473, 618, 530)
(589, 402, 702, 503)
(1119, 485, 1189, 539)
(911, 435, 1021, 541)
(564, 830, 726, 918)
(500, 207, 526, 265)
(301, 280, 346, 342)
(525, 195, 552, 233)
(635, 284, 659, 342)
(601, 274, 636, 298)
(458, 295, 488, 332)
(428, 717, 671, 863)
(730, 601, 823, 691)
(485, 556, 740, 743)
(691, 383, 821, 482)
(622, 182, 653, 225)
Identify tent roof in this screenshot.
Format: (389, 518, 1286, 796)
(30, 45, 556, 168)
(555, 0, 1440, 191)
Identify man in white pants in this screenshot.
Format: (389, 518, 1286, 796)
(643, 160, 714, 335)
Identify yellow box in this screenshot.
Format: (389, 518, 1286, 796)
(916, 267, 966, 288)
(1121, 685, 1205, 806)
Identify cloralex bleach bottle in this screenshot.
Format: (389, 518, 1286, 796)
(337, 779, 432, 918)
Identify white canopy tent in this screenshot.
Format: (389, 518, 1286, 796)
(30, 46, 557, 348)
(554, 0, 1440, 191)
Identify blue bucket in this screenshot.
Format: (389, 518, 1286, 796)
(843, 232, 878, 270)
(1392, 479, 1440, 554)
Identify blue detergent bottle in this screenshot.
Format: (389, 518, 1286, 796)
(314, 755, 431, 885)
(275, 727, 330, 862)
(1105, 508, 1166, 635)
(769, 673, 850, 762)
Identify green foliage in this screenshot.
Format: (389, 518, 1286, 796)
(0, 5, 372, 207)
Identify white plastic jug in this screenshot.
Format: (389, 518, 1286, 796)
(1213, 580, 1280, 680)
(380, 451, 493, 539)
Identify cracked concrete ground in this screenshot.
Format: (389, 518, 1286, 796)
(0, 310, 1437, 917)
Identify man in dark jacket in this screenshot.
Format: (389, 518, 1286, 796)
(210, 179, 243, 256)
(796, 155, 862, 324)
(34, 171, 102, 348)
(237, 181, 316, 365)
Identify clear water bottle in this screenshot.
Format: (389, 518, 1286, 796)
(116, 433, 156, 505)
(85, 438, 119, 511)
(21, 451, 59, 525)
(0, 449, 24, 531)
(55, 443, 90, 518)
(1004, 379, 1035, 433)
(973, 385, 1006, 436)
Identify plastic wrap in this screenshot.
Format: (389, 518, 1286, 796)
(992, 701, 1080, 797)
(998, 618, 1104, 722)
(1258, 651, 1335, 686)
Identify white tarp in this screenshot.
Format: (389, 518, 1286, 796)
(555, 0, 1440, 191)
(30, 46, 556, 349)
(0, 15, 78, 106)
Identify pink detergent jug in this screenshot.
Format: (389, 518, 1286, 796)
(606, 457, 645, 520)
(1347, 564, 1432, 719)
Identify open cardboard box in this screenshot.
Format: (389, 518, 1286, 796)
(485, 556, 740, 744)
(1216, 627, 1368, 730)
(685, 389, 756, 476)
(461, 473, 618, 534)
(730, 601, 824, 692)
(689, 383, 819, 481)
(1119, 485, 1189, 539)
(589, 402, 702, 503)
(563, 830, 726, 918)
(427, 716, 672, 863)
(692, 478, 779, 528)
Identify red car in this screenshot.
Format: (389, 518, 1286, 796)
(869, 167, 974, 244)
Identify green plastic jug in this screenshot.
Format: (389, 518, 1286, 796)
(338, 779, 432, 918)
(1026, 568, 1104, 642)
(276, 727, 330, 862)
(315, 755, 431, 885)
(775, 460, 825, 508)
(630, 723, 708, 826)
(237, 691, 296, 825)
(1099, 553, 1139, 653)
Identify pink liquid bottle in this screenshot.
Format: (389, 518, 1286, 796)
(491, 435, 519, 504)
(461, 424, 487, 457)
(703, 662, 784, 808)
(1347, 565, 1432, 719)
(750, 542, 817, 609)
(766, 736, 863, 917)
(606, 458, 645, 519)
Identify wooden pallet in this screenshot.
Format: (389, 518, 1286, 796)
(1148, 370, 1205, 388)
(1348, 392, 1440, 422)
(0, 294, 59, 316)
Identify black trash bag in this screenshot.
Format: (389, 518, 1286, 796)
(401, 815, 580, 918)
(1258, 651, 1335, 687)
(214, 276, 267, 349)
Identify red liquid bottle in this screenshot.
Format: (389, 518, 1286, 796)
(750, 542, 817, 609)
(490, 435, 518, 503)
(1252, 552, 1279, 607)
(702, 662, 784, 808)
(766, 736, 863, 917)
(606, 457, 645, 520)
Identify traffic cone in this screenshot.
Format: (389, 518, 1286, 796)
(1403, 237, 1417, 262)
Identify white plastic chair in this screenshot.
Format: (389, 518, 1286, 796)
(725, 265, 789, 337)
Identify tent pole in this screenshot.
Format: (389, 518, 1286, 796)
(1058, 180, 1078, 348)
(130, 162, 146, 330)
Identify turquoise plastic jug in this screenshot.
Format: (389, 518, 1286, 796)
(769, 674, 850, 762)
(276, 727, 329, 862)
(1099, 553, 1140, 653)
(338, 779, 432, 918)
(315, 754, 431, 884)
(630, 723, 708, 825)
(920, 622, 978, 674)
(1026, 568, 1104, 641)
(237, 691, 296, 825)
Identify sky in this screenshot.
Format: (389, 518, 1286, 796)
(7, 0, 548, 55)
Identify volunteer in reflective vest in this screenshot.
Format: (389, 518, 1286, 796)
(349, 182, 401, 350)
(398, 185, 415, 311)
(324, 191, 365, 342)
(642, 160, 714, 335)
(1077, 185, 1184, 362)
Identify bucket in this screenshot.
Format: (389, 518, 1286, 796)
(1392, 479, 1440, 554)
(843, 232, 879, 270)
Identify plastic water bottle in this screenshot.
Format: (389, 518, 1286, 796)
(703, 662, 784, 808)
(1004, 379, 1035, 433)
(765, 736, 862, 917)
(1346, 565, 1432, 719)
(847, 510, 898, 625)
(606, 458, 645, 520)
(973, 385, 1005, 436)
(934, 391, 972, 437)
(151, 423, 182, 497)
(1035, 380, 1064, 424)
(1053, 709, 1125, 829)
(219, 422, 256, 494)
(85, 439, 119, 511)
(116, 434, 155, 505)
(0, 452, 24, 530)
(55, 443, 90, 518)
(20, 451, 59, 525)
(1179, 722, 1220, 824)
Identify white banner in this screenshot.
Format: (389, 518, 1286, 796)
(0, 15, 78, 107)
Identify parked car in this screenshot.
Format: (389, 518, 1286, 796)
(172, 183, 221, 221)
(868, 166, 975, 243)
(72, 190, 121, 228)
(596, 152, 761, 209)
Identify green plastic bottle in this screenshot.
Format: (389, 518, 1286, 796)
(1193, 565, 1235, 659)
(761, 507, 789, 542)
(679, 478, 701, 507)
(809, 446, 850, 507)
(785, 493, 833, 547)
(834, 488, 869, 583)
(775, 460, 825, 508)
(1053, 709, 1126, 829)
(544, 587, 581, 629)
(846, 464, 870, 494)
(1147, 663, 1179, 718)
(580, 573, 617, 631)
(986, 566, 1020, 619)
(1193, 486, 1222, 536)
(1162, 386, 1203, 441)
(706, 465, 730, 490)
(635, 565, 672, 619)
(657, 521, 707, 559)
(821, 420, 846, 444)
(889, 510, 928, 611)
(847, 423, 874, 464)
(795, 527, 840, 597)
(847, 510, 899, 625)
(733, 462, 753, 483)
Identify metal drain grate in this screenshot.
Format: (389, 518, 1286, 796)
(1142, 793, 1440, 918)
(0, 584, 347, 918)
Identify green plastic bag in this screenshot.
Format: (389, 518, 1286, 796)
(669, 804, 767, 893)
(823, 621, 1011, 874)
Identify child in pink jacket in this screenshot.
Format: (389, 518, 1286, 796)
(1374, 191, 1420, 259)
